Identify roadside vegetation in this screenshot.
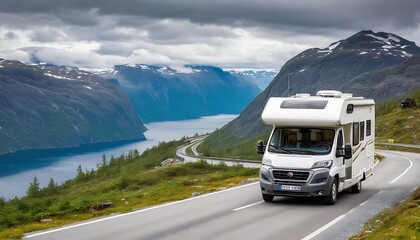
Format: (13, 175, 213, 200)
(351, 187, 420, 240)
(375, 89, 420, 145)
(0, 139, 258, 240)
(199, 131, 270, 160)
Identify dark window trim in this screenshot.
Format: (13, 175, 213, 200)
(353, 122, 360, 146)
(360, 121, 365, 141)
(366, 120, 372, 136)
(346, 104, 354, 114)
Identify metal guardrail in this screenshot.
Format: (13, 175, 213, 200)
(176, 136, 262, 165)
(376, 142, 420, 149)
(197, 156, 261, 164)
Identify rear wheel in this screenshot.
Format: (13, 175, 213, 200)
(324, 178, 338, 205)
(262, 193, 274, 202)
(351, 180, 362, 193)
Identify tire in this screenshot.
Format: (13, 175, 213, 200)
(324, 178, 338, 205)
(262, 193, 274, 202)
(351, 180, 362, 193)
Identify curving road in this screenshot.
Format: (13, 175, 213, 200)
(24, 150, 419, 240)
(176, 137, 261, 168)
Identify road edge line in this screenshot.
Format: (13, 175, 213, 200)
(24, 182, 259, 238)
(389, 156, 414, 184)
(301, 190, 383, 240)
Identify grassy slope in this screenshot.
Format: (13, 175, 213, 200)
(199, 131, 270, 160)
(0, 139, 258, 239)
(375, 89, 420, 144)
(351, 187, 420, 240)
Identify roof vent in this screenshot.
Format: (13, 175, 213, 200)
(342, 93, 353, 98)
(294, 93, 311, 98)
(316, 90, 343, 98)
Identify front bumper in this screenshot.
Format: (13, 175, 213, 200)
(260, 165, 334, 197)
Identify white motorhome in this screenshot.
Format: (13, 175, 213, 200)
(257, 90, 375, 205)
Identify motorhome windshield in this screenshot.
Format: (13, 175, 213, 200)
(268, 128, 335, 155)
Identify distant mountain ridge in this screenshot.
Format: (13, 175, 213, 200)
(0, 59, 146, 155)
(98, 64, 261, 122)
(229, 70, 277, 90)
(201, 30, 420, 152)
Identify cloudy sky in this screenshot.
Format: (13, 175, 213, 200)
(0, 0, 419, 71)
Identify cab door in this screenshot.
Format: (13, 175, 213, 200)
(336, 130, 347, 189)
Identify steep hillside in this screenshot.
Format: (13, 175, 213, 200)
(375, 89, 420, 144)
(201, 30, 420, 154)
(0, 60, 146, 155)
(98, 65, 260, 122)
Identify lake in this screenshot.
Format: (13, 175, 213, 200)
(0, 114, 237, 199)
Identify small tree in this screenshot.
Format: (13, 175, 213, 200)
(27, 176, 40, 198)
(101, 154, 107, 168)
(46, 177, 57, 193)
(76, 165, 85, 180)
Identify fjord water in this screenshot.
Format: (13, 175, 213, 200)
(0, 115, 237, 199)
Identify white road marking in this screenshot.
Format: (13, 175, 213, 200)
(389, 156, 413, 184)
(301, 190, 383, 240)
(233, 201, 264, 211)
(24, 182, 259, 238)
(301, 214, 346, 240)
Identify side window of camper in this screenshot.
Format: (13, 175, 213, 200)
(366, 120, 372, 136)
(360, 121, 365, 141)
(353, 122, 360, 146)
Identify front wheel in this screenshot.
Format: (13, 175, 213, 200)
(262, 193, 274, 202)
(351, 180, 362, 193)
(324, 178, 338, 205)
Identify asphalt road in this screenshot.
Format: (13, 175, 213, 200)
(176, 138, 262, 168)
(25, 150, 419, 240)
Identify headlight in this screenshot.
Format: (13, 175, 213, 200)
(262, 157, 272, 166)
(311, 160, 332, 169)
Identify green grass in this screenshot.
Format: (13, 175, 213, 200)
(375, 89, 420, 145)
(0, 139, 258, 240)
(351, 187, 420, 240)
(199, 131, 270, 160)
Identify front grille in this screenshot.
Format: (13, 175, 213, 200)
(272, 170, 310, 181)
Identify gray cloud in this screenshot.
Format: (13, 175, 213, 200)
(0, 0, 419, 69)
(3, 31, 17, 40)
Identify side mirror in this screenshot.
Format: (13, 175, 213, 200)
(336, 144, 352, 160)
(344, 144, 352, 159)
(256, 140, 266, 154)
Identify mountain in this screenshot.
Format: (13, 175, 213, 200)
(229, 70, 277, 90)
(98, 65, 261, 122)
(0, 60, 146, 155)
(201, 30, 420, 153)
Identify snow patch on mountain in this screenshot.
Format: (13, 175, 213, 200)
(44, 73, 76, 81)
(328, 41, 341, 50)
(365, 33, 401, 46)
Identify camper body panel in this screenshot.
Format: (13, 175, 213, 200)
(259, 91, 375, 204)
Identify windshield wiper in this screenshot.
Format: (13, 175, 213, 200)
(268, 144, 291, 153)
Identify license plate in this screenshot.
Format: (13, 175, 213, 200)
(279, 185, 301, 191)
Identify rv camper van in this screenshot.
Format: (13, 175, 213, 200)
(257, 90, 375, 205)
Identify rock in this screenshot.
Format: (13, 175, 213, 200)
(40, 218, 52, 223)
(90, 202, 115, 211)
(191, 192, 201, 197)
